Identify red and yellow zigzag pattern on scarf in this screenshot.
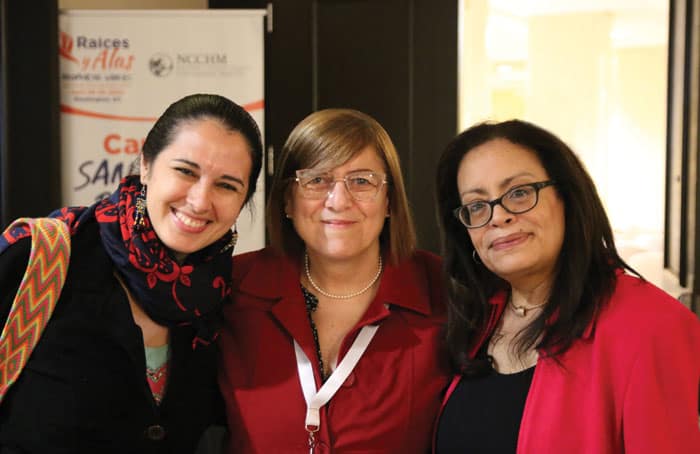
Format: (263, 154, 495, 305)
(0, 218, 70, 404)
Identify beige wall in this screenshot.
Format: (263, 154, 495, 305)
(526, 12, 613, 196)
(459, 0, 490, 129)
(606, 46, 667, 233)
(59, 0, 206, 9)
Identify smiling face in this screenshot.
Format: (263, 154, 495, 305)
(286, 146, 389, 262)
(456, 138, 565, 288)
(140, 118, 252, 257)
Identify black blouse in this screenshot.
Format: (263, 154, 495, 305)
(436, 365, 535, 454)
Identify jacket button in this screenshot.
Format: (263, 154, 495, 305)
(145, 424, 166, 441)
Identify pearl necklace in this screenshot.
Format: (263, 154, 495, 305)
(508, 298, 547, 317)
(304, 252, 383, 299)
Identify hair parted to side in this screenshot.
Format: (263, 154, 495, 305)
(435, 119, 636, 375)
(141, 93, 263, 205)
(267, 108, 416, 265)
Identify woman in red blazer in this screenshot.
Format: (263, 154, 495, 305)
(434, 119, 700, 453)
(218, 109, 450, 453)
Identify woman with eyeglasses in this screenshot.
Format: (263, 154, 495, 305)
(218, 108, 449, 453)
(434, 119, 700, 453)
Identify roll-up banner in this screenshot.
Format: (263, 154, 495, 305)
(58, 9, 266, 255)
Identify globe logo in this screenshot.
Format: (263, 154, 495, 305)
(149, 53, 173, 77)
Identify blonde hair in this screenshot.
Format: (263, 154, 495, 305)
(267, 108, 416, 265)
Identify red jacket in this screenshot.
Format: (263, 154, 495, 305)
(437, 273, 700, 453)
(219, 248, 450, 453)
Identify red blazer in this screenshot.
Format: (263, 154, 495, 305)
(219, 248, 450, 453)
(437, 273, 700, 453)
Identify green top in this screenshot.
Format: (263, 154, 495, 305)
(144, 343, 169, 370)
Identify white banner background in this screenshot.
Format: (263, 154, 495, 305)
(58, 9, 265, 255)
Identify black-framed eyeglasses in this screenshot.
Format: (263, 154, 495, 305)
(295, 169, 388, 202)
(453, 180, 557, 228)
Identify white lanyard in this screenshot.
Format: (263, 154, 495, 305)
(294, 324, 379, 453)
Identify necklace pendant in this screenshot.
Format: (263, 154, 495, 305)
(509, 300, 546, 317)
(512, 305, 527, 317)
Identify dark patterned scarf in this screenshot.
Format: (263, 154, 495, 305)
(0, 175, 234, 348)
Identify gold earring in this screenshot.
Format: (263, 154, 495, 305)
(134, 185, 147, 230)
(222, 225, 238, 253)
(231, 226, 238, 250)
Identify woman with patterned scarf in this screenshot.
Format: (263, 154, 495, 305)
(0, 94, 263, 453)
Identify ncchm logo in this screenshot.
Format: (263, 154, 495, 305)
(149, 53, 174, 77)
